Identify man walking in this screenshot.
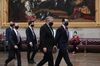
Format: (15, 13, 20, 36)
(37, 16, 55, 66)
(26, 21, 37, 64)
(55, 18, 73, 66)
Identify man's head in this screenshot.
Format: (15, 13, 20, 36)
(10, 21, 15, 28)
(46, 16, 54, 27)
(15, 23, 19, 30)
(28, 21, 34, 28)
(62, 18, 69, 27)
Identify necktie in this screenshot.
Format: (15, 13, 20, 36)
(65, 29, 69, 39)
(31, 28, 35, 39)
(16, 30, 20, 43)
(49, 26, 54, 37)
(31, 28, 35, 36)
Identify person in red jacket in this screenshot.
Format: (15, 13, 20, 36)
(71, 31, 80, 54)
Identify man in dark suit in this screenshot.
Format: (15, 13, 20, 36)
(5, 22, 15, 42)
(5, 23, 22, 66)
(26, 21, 37, 64)
(55, 18, 73, 66)
(4, 22, 15, 66)
(37, 16, 55, 66)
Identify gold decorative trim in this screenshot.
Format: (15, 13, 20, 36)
(1, 0, 100, 28)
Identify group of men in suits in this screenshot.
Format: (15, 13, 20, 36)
(4, 21, 38, 66)
(4, 16, 73, 66)
(37, 16, 73, 66)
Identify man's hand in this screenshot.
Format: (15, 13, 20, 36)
(43, 47, 47, 53)
(53, 45, 57, 53)
(53, 45, 57, 49)
(14, 45, 18, 49)
(29, 42, 33, 47)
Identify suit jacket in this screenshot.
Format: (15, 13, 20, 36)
(10, 29, 22, 50)
(39, 24, 55, 51)
(6, 27, 14, 50)
(26, 27, 37, 47)
(6, 27, 12, 41)
(55, 26, 69, 50)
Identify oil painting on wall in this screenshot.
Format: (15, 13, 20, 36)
(8, 0, 95, 22)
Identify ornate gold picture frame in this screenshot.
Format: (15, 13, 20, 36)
(1, 0, 100, 28)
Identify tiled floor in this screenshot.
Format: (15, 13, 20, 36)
(0, 52, 100, 66)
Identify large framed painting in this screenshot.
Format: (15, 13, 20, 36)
(1, 0, 100, 28)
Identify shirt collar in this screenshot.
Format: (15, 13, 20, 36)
(62, 24, 66, 29)
(13, 29, 17, 34)
(10, 27, 13, 30)
(46, 23, 50, 28)
(29, 26, 32, 29)
(13, 28, 17, 31)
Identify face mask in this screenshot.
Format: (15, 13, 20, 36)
(31, 24, 34, 27)
(15, 26, 19, 29)
(64, 22, 68, 26)
(49, 22, 53, 27)
(74, 33, 77, 35)
(10, 24, 14, 27)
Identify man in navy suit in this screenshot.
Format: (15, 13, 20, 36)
(37, 16, 55, 66)
(55, 18, 73, 66)
(5, 22, 15, 42)
(5, 23, 22, 66)
(4, 22, 15, 66)
(26, 21, 37, 64)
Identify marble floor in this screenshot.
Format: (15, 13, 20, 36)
(0, 52, 100, 66)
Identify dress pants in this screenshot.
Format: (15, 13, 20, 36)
(27, 46, 37, 62)
(5, 49, 21, 66)
(37, 51, 54, 66)
(55, 49, 73, 66)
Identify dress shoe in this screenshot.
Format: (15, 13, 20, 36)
(31, 60, 36, 64)
(33, 61, 36, 64)
(28, 61, 32, 64)
(4, 63, 7, 66)
(28, 60, 36, 64)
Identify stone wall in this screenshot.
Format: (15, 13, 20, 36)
(0, 28, 100, 38)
